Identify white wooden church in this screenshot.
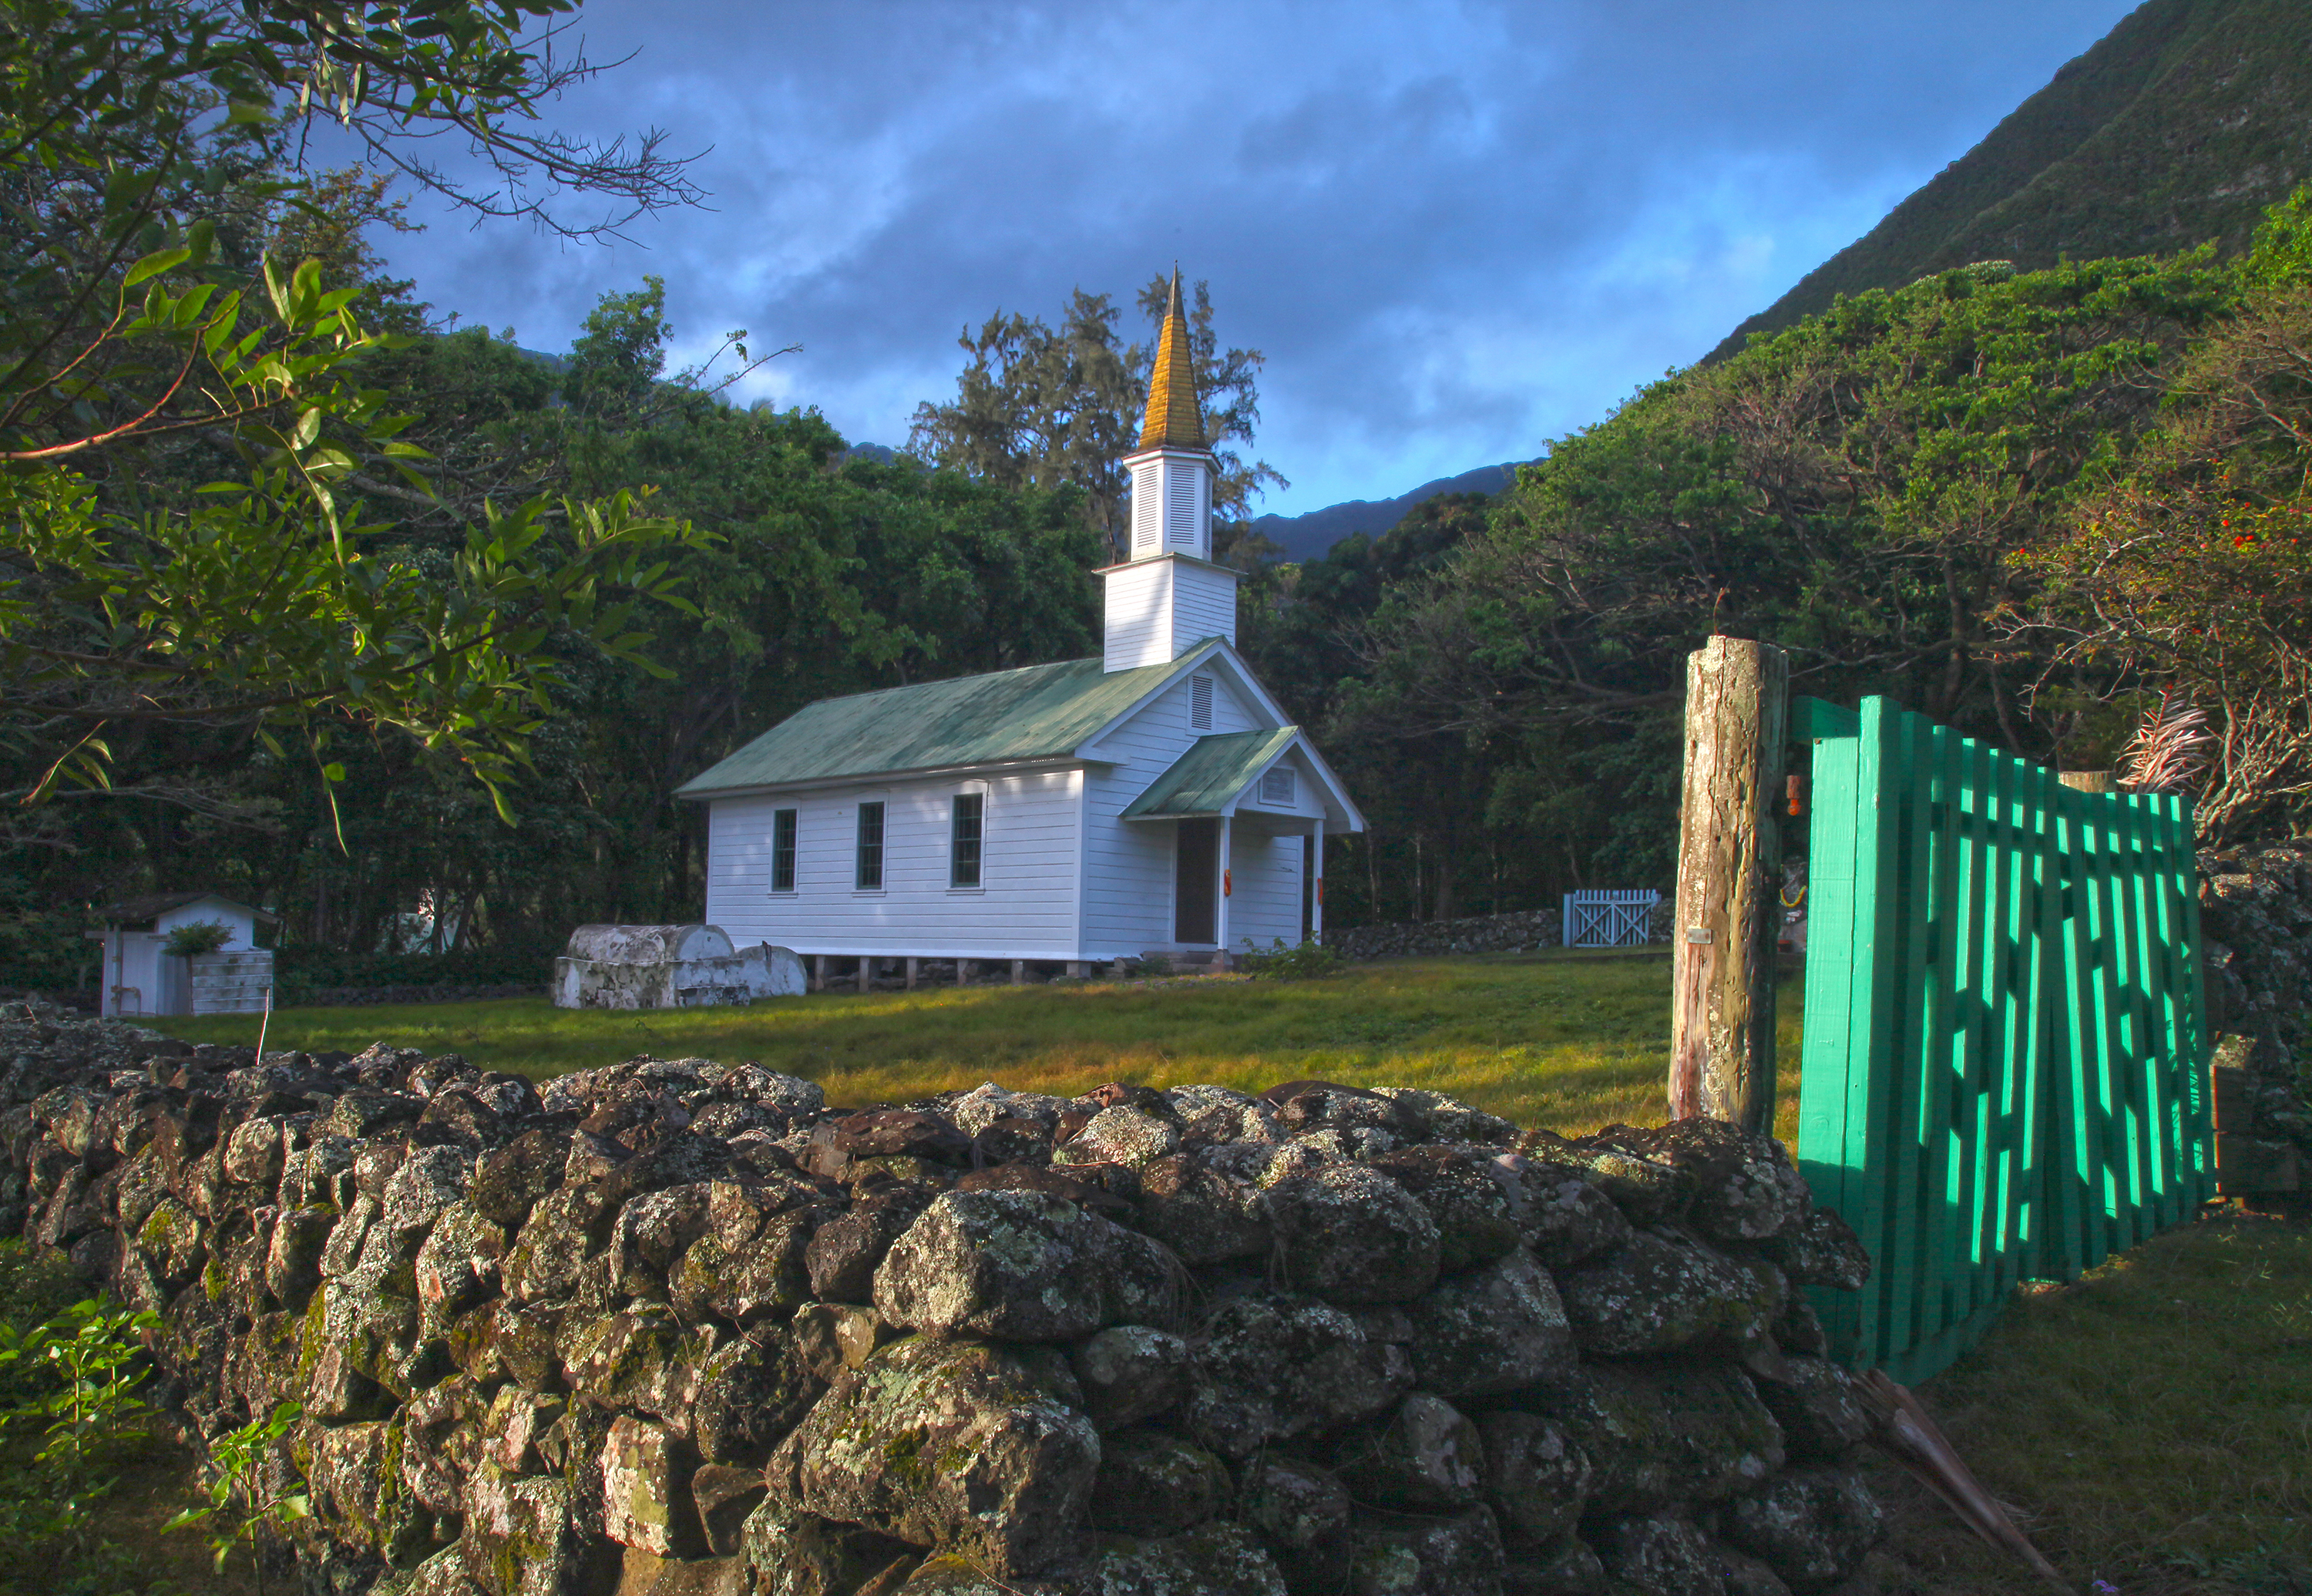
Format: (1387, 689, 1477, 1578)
(675, 273, 1366, 976)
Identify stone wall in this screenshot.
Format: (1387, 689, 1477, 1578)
(2199, 838, 2312, 1071)
(0, 1002, 1886, 1596)
(1329, 905, 1672, 963)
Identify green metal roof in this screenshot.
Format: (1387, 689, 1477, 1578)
(674, 649, 1216, 798)
(1121, 727, 1302, 819)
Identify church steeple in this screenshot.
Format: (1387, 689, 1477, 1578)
(1103, 265, 1238, 672)
(1138, 267, 1205, 451)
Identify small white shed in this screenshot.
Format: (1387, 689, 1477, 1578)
(88, 892, 278, 1018)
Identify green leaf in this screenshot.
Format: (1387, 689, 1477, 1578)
(123, 247, 191, 288)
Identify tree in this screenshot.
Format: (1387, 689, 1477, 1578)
(2021, 185, 2312, 836)
(1, 0, 707, 828)
(908, 274, 1283, 561)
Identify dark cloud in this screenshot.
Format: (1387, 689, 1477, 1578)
(368, 0, 2139, 513)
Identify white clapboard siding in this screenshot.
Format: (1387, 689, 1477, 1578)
(1170, 559, 1236, 649)
(1082, 667, 1271, 953)
(1227, 823, 1306, 953)
(707, 769, 1082, 959)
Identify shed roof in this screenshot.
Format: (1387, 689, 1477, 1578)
(1121, 728, 1302, 819)
(96, 892, 279, 926)
(674, 648, 1216, 799)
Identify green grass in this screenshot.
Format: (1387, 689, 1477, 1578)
(1863, 1210, 2312, 1596)
(150, 949, 1805, 1139)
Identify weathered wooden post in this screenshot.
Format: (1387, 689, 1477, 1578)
(1668, 636, 1789, 1132)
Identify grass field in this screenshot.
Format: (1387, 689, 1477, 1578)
(150, 949, 1808, 1141)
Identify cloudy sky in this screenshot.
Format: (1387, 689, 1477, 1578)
(372, 0, 2141, 517)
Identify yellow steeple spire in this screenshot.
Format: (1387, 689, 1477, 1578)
(1137, 267, 1206, 452)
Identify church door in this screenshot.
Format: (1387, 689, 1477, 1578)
(1174, 818, 1218, 944)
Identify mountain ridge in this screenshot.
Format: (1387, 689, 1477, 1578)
(1709, 0, 2312, 360)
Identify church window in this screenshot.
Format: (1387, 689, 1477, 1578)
(855, 802, 885, 890)
(771, 809, 797, 891)
(951, 793, 983, 888)
(1260, 766, 1295, 805)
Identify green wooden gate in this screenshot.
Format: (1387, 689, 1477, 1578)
(1793, 695, 2214, 1384)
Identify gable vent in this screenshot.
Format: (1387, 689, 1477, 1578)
(1190, 674, 1213, 729)
(1260, 765, 1295, 805)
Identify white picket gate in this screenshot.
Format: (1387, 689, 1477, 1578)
(1561, 889, 1658, 949)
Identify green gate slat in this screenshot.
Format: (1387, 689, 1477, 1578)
(1789, 695, 2212, 1382)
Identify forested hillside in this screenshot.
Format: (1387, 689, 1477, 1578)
(1712, 0, 2312, 358)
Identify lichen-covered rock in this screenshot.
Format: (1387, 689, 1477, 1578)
(135, 1193, 207, 1288)
(1066, 1522, 1288, 1595)
(691, 1462, 767, 1558)
(305, 1415, 434, 1564)
(1055, 1104, 1181, 1169)
(1523, 1131, 1692, 1224)
(562, 1306, 724, 1427)
(873, 1189, 1178, 1342)
(415, 1201, 508, 1327)
(1501, 1534, 1608, 1596)
(1752, 1207, 1873, 1292)
(1476, 1410, 1592, 1546)
(1137, 1151, 1272, 1265)
(1086, 1427, 1232, 1534)
(784, 1335, 1099, 1577)
(267, 1202, 336, 1309)
(1367, 1146, 1522, 1272)
(459, 1461, 614, 1596)
(1600, 1120, 1811, 1244)
(602, 1416, 706, 1558)
(1406, 1248, 1575, 1398)
(1346, 1506, 1505, 1596)
(672, 1208, 816, 1324)
(1554, 1229, 1777, 1356)
(892, 1553, 1059, 1596)
(792, 1302, 899, 1385)
(689, 1335, 823, 1467)
(804, 1199, 922, 1303)
(469, 1127, 572, 1230)
(1509, 1159, 1632, 1271)
(1520, 1362, 1784, 1514)
(1750, 1358, 1873, 1463)
(1069, 1324, 1190, 1432)
(1590, 1514, 1724, 1596)
(482, 1385, 564, 1474)
(1717, 1466, 1884, 1594)
(1268, 1164, 1440, 1305)
(609, 1184, 712, 1299)
(1714, 1547, 1796, 1596)
(501, 1184, 613, 1304)
(1371, 1088, 1517, 1147)
(1334, 1393, 1487, 1511)
(1231, 1457, 1348, 1595)
(1182, 1294, 1412, 1457)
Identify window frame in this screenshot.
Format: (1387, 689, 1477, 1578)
(770, 807, 798, 892)
(949, 790, 986, 889)
(854, 800, 886, 892)
(1258, 765, 1296, 806)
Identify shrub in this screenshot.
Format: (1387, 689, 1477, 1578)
(1238, 936, 1346, 980)
(160, 920, 232, 957)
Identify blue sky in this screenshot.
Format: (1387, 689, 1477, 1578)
(372, 0, 2142, 516)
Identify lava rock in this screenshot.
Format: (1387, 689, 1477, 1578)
(1477, 1410, 1593, 1546)
(1521, 1362, 1785, 1514)
(1334, 1392, 1487, 1511)
(784, 1335, 1098, 1578)
(1750, 1357, 1873, 1463)
(1368, 1145, 1524, 1271)
(1086, 1427, 1232, 1534)
(1268, 1164, 1441, 1304)
(1182, 1293, 1413, 1457)
(1591, 1514, 1725, 1596)
(1069, 1324, 1191, 1432)
(1240, 1454, 1353, 1596)
(873, 1188, 1179, 1342)
(1753, 1207, 1873, 1291)
(1138, 1150, 1274, 1265)
(1554, 1228, 1779, 1356)
(1407, 1246, 1577, 1398)
(1718, 1466, 1884, 1594)
(1345, 1506, 1506, 1596)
